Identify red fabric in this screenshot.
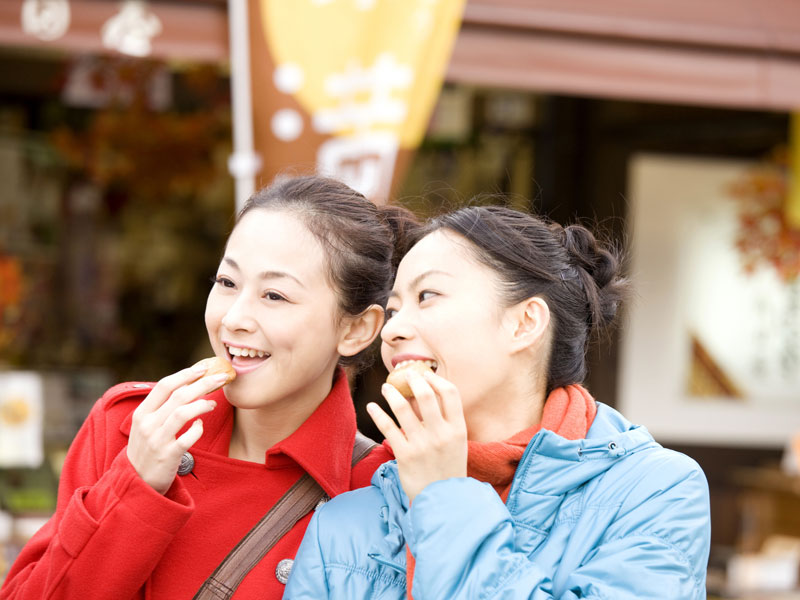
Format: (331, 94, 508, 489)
(0, 370, 391, 600)
(406, 384, 596, 599)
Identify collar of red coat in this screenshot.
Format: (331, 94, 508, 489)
(114, 368, 358, 498)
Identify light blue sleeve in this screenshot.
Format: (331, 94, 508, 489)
(282, 510, 330, 600)
(405, 460, 710, 600)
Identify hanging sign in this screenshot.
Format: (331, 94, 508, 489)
(101, 0, 162, 58)
(21, 0, 71, 41)
(0, 372, 44, 468)
(788, 112, 800, 229)
(249, 0, 465, 202)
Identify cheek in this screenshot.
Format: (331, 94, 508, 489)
(204, 291, 230, 335)
(380, 342, 392, 371)
(276, 310, 336, 351)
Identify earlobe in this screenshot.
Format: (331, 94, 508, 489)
(510, 297, 550, 353)
(337, 304, 384, 357)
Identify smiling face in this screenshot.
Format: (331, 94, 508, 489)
(205, 209, 350, 413)
(381, 230, 520, 414)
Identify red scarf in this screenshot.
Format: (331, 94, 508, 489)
(406, 384, 597, 599)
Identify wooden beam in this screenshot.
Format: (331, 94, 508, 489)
(0, 0, 228, 63)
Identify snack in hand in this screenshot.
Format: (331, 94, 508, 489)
(193, 356, 237, 387)
(385, 360, 436, 397)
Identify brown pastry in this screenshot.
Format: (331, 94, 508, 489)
(385, 360, 435, 397)
(193, 356, 237, 387)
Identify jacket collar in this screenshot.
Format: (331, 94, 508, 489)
(368, 402, 660, 571)
(117, 369, 358, 498)
(508, 402, 658, 499)
(262, 368, 357, 498)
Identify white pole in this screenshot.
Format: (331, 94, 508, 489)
(227, 0, 262, 212)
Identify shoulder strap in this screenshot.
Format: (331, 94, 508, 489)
(192, 432, 378, 600)
(352, 430, 378, 465)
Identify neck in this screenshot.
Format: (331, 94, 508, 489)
(228, 376, 337, 462)
(464, 369, 547, 443)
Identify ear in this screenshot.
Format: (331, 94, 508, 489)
(337, 304, 384, 357)
(508, 296, 550, 353)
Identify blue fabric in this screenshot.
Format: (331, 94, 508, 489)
(284, 403, 711, 600)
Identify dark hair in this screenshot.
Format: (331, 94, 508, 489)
(408, 205, 627, 391)
(237, 175, 418, 372)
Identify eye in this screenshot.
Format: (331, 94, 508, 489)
(265, 291, 287, 302)
(418, 290, 438, 303)
(212, 275, 235, 289)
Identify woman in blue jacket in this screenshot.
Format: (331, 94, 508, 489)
(284, 205, 711, 600)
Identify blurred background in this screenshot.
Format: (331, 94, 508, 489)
(1, 1, 800, 597)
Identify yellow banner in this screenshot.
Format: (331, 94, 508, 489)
(250, 0, 465, 202)
(788, 112, 800, 229)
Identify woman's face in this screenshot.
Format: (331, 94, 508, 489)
(381, 230, 517, 412)
(205, 209, 347, 412)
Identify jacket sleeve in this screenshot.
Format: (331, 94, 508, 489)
(405, 456, 710, 600)
(282, 510, 330, 600)
(0, 396, 194, 600)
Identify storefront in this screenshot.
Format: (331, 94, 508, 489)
(1, 1, 799, 594)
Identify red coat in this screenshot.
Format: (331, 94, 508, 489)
(1, 371, 391, 599)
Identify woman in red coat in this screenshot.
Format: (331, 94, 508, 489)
(1, 175, 413, 599)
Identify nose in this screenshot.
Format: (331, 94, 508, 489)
(380, 308, 413, 345)
(221, 291, 258, 332)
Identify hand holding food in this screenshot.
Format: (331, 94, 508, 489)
(126, 358, 234, 494)
(370, 367, 467, 501)
(192, 356, 237, 386)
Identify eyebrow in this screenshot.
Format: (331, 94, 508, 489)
(222, 257, 306, 288)
(388, 269, 453, 299)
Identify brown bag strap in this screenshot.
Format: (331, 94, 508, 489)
(192, 431, 378, 600)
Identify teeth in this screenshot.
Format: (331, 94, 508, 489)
(395, 359, 437, 371)
(227, 345, 268, 358)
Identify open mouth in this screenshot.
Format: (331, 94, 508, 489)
(394, 359, 438, 373)
(225, 344, 271, 372)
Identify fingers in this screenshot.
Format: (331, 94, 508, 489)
(127, 364, 225, 494)
(374, 371, 468, 502)
(137, 365, 207, 413)
(154, 373, 229, 424)
(367, 401, 407, 451)
(388, 369, 463, 432)
(163, 398, 217, 439)
(381, 382, 424, 439)
(176, 418, 205, 452)
(404, 370, 446, 430)
(419, 370, 466, 426)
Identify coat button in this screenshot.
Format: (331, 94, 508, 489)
(275, 558, 293, 584)
(177, 451, 194, 476)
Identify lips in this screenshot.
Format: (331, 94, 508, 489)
(390, 354, 438, 372)
(225, 344, 270, 374)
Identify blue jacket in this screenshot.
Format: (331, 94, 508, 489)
(284, 403, 711, 599)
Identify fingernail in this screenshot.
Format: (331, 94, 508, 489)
(208, 401, 217, 409)
(211, 374, 229, 383)
(191, 361, 209, 373)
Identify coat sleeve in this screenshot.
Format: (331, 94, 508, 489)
(282, 510, 330, 600)
(0, 395, 195, 600)
(405, 456, 710, 600)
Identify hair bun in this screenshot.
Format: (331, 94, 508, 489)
(561, 224, 627, 331)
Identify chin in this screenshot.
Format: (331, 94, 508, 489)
(223, 381, 268, 410)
